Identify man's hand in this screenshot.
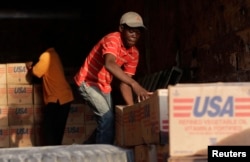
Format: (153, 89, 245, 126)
(131, 81, 153, 102)
(25, 61, 33, 70)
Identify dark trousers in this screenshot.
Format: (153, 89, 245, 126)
(43, 101, 71, 146)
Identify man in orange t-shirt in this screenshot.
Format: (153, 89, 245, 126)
(74, 11, 152, 144)
(26, 33, 74, 146)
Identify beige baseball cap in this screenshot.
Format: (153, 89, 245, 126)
(120, 11, 146, 29)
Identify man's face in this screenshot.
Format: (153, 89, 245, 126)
(120, 25, 143, 48)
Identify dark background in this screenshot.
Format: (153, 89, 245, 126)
(1, 0, 250, 84)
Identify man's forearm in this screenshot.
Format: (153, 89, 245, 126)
(120, 82, 134, 105)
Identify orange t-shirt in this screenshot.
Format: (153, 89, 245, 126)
(32, 47, 74, 105)
(74, 32, 139, 93)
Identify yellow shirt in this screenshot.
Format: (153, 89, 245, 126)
(32, 47, 74, 105)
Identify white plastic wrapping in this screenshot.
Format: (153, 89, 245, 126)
(0, 144, 134, 162)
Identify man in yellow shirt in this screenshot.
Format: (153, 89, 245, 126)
(26, 33, 74, 146)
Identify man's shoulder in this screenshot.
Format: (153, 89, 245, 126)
(100, 32, 121, 46)
(40, 48, 59, 60)
(104, 31, 120, 38)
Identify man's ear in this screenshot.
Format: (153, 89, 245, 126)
(119, 25, 124, 32)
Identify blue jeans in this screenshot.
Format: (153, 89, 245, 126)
(78, 82, 114, 144)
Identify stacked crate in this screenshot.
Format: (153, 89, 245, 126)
(62, 103, 98, 145)
(62, 98, 97, 145)
(0, 63, 98, 148)
(0, 64, 9, 148)
(6, 63, 34, 148)
(63, 103, 97, 145)
(62, 103, 86, 145)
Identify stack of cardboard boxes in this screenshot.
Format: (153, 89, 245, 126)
(115, 82, 250, 162)
(0, 64, 9, 148)
(62, 103, 97, 145)
(0, 63, 97, 148)
(0, 63, 35, 147)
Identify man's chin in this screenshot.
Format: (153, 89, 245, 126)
(127, 42, 136, 47)
(125, 40, 136, 48)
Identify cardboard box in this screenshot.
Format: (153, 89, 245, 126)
(0, 105, 9, 126)
(84, 104, 96, 124)
(115, 105, 125, 146)
(9, 125, 34, 147)
(84, 122, 97, 140)
(83, 122, 97, 144)
(0, 126, 10, 148)
(6, 63, 32, 84)
(66, 104, 85, 125)
(62, 124, 85, 145)
(168, 156, 207, 162)
(169, 82, 250, 156)
(124, 104, 143, 146)
(115, 89, 168, 147)
(134, 144, 157, 162)
(156, 144, 169, 162)
(0, 84, 7, 105)
(0, 64, 6, 84)
(134, 144, 169, 162)
(7, 84, 33, 105)
(8, 105, 34, 126)
(140, 89, 169, 145)
(115, 104, 143, 147)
